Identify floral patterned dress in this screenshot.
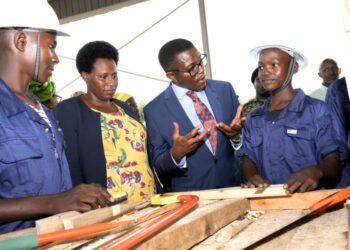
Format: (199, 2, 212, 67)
(98, 105, 156, 201)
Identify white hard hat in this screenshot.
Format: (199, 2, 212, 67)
(249, 34, 307, 69)
(0, 0, 69, 36)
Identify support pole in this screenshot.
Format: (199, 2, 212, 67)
(198, 0, 212, 79)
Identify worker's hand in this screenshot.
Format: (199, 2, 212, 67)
(217, 105, 245, 139)
(52, 183, 114, 213)
(284, 166, 323, 194)
(242, 174, 270, 188)
(171, 122, 209, 162)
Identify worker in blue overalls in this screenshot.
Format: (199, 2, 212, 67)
(238, 35, 347, 194)
(0, 0, 114, 234)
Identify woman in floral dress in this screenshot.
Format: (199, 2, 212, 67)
(53, 41, 158, 201)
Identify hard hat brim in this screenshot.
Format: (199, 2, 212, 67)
(249, 45, 308, 69)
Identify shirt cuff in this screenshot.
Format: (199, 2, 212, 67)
(171, 153, 187, 169)
(230, 133, 242, 150)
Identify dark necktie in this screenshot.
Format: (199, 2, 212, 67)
(186, 90, 217, 155)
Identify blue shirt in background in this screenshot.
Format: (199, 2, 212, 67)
(325, 77, 350, 187)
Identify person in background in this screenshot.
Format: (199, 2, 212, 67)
(325, 77, 350, 187)
(70, 90, 85, 98)
(114, 92, 141, 120)
(53, 41, 158, 201)
(0, 0, 113, 234)
(309, 58, 341, 101)
(45, 93, 62, 109)
(144, 38, 244, 192)
(238, 38, 345, 194)
(242, 68, 269, 117)
(30, 77, 62, 109)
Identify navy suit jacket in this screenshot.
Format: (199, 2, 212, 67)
(144, 80, 242, 192)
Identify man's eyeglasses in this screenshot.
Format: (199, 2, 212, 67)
(169, 54, 207, 77)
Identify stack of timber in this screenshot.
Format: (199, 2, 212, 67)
(0, 186, 347, 249)
(193, 189, 346, 250)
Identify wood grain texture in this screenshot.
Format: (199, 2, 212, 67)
(345, 200, 350, 250)
(223, 209, 309, 250)
(191, 215, 254, 250)
(40, 204, 178, 249)
(168, 185, 287, 200)
(0, 227, 36, 240)
(253, 208, 347, 250)
(249, 189, 339, 210)
(62, 200, 148, 229)
(134, 198, 249, 250)
(36, 211, 80, 234)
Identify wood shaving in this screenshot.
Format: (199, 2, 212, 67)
(246, 210, 265, 220)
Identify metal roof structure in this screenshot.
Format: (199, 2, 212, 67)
(48, 0, 148, 24)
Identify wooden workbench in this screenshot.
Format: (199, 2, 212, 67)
(193, 207, 347, 250)
(255, 208, 347, 250)
(0, 188, 347, 249)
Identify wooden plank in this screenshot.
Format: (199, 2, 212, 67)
(345, 200, 350, 250)
(168, 185, 287, 200)
(191, 215, 254, 250)
(253, 208, 347, 250)
(0, 227, 36, 240)
(62, 200, 149, 229)
(249, 189, 339, 210)
(223, 209, 309, 250)
(135, 198, 250, 250)
(35, 211, 80, 234)
(61, 203, 180, 249)
(40, 239, 88, 250)
(224, 189, 346, 249)
(40, 189, 345, 249)
(41, 204, 180, 249)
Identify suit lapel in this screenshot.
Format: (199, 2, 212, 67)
(205, 82, 223, 124)
(205, 82, 224, 156)
(164, 85, 194, 133)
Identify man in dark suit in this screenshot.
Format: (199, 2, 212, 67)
(144, 38, 244, 192)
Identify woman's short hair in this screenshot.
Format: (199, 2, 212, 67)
(76, 41, 119, 74)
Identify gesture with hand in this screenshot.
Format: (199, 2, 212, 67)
(171, 122, 209, 162)
(217, 105, 245, 139)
